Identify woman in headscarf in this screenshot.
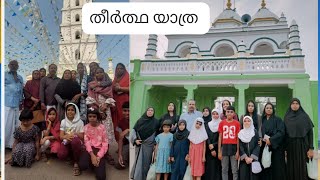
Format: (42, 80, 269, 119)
(259, 103, 286, 180)
(87, 62, 112, 86)
(202, 107, 212, 126)
(24, 70, 43, 129)
(159, 102, 180, 133)
(240, 100, 262, 136)
(86, 67, 115, 164)
(203, 109, 222, 180)
(112, 63, 129, 140)
(220, 99, 239, 121)
(24, 70, 41, 109)
(130, 107, 159, 180)
(76, 63, 88, 124)
(238, 116, 260, 180)
(170, 120, 190, 180)
(58, 103, 84, 176)
(88, 62, 99, 83)
(54, 70, 81, 121)
(284, 98, 314, 180)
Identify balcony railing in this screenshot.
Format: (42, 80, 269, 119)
(139, 56, 305, 75)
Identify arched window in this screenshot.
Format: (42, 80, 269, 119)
(215, 45, 234, 57)
(254, 43, 274, 55)
(75, 14, 80, 22)
(178, 46, 191, 58)
(75, 49, 80, 60)
(75, 0, 80, 6)
(279, 41, 288, 49)
(75, 31, 81, 39)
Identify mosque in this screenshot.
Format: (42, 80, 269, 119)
(130, 0, 318, 147)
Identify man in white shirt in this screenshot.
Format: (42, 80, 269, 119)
(179, 99, 202, 131)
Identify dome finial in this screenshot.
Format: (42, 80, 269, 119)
(261, 0, 266, 8)
(226, 0, 232, 10)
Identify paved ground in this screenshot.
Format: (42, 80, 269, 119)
(5, 142, 129, 180)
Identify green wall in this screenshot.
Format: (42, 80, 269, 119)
(310, 81, 318, 149)
(245, 87, 292, 118)
(130, 59, 318, 147)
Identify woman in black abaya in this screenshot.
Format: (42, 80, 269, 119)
(284, 98, 314, 180)
(203, 109, 222, 180)
(130, 107, 160, 180)
(259, 102, 286, 180)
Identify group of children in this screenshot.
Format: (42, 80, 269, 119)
(7, 101, 130, 180)
(152, 106, 243, 180)
(133, 98, 314, 180)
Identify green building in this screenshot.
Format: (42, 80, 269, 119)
(130, 2, 318, 147)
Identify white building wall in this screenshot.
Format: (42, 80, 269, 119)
(58, 0, 97, 77)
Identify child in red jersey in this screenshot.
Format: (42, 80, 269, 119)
(218, 106, 240, 180)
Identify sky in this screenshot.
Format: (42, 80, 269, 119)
(130, 0, 318, 80)
(4, 0, 129, 80)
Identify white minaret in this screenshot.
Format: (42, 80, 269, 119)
(107, 58, 114, 80)
(289, 20, 302, 55)
(145, 34, 158, 59)
(58, 0, 98, 77)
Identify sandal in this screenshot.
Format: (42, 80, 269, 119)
(73, 165, 81, 176)
(106, 154, 115, 165)
(5, 157, 12, 165)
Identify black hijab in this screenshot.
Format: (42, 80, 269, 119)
(133, 107, 158, 140)
(202, 107, 212, 124)
(55, 70, 81, 100)
(284, 98, 314, 138)
(174, 120, 189, 140)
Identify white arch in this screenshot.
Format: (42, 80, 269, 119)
(214, 44, 235, 57)
(173, 42, 193, 57)
(210, 40, 237, 56)
(249, 39, 279, 54)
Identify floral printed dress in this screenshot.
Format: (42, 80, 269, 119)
(12, 125, 39, 167)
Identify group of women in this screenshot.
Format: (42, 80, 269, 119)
(7, 61, 129, 179)
(131, 98, 315, 180)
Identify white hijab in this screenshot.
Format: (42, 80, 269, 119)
(188, 117, 208, 144)
(208, 109, 222, 133)
(238, 116, 255, 143)
(64, 102, 81, 124)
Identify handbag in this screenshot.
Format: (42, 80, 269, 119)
(30, 102, 45, 124)
(146, 163, 156, 180)
(246, 142, 262, 174)
(183, 164, 192, 180)
(252, 161, 262, 174)
(261, 145, 272, 168)
(306, 158, 318, 179)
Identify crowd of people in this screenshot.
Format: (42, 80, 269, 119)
(4, 60, 130, 180)
(131, 99, 314, 180)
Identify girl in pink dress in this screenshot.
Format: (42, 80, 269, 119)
(79, 107, 108, 180)
(187, 117, 208, 180)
